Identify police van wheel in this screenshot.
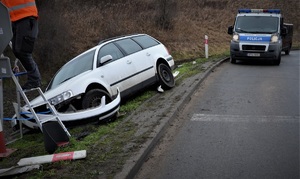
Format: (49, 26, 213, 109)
(230, 56, 236, 64)
(285, 44, 291, 55)
(274, 54, 281, 66)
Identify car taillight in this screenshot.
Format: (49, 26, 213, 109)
(164, 46, 171, 55)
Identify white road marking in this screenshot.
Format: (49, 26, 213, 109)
(191, 114, 300, 123)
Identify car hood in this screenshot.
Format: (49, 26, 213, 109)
(32, 70, 107, 106)
(44, 71, 93, 100)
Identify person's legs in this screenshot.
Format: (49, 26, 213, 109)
(12, 17, 41, 89)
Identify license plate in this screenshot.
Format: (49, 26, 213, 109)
(247, 53, 260, 57)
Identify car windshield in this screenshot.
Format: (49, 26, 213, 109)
(235, 16, 279, 34)
(47, 50, 95, 90)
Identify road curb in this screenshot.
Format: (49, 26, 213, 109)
(115, 57, 229, 179)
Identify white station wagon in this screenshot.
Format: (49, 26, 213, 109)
(12, 34, 175, 129)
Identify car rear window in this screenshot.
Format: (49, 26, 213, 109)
(115, 38, 142, 55)
(132, 35, 159, 49)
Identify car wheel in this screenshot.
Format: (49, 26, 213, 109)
(285, 44, 291, 55)
(157, 63, 175, 90)
(82, 89, 112, 109)
(274, 54, 281, 66)
(230, 56, 236, 64)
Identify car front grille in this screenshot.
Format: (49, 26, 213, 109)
(242, 45, 266, 51)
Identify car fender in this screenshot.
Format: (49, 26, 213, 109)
(30, 70, 112, 108)
(152, 54, 173, 71)
(148, 45, 174, 70)
(67, 70, 113, 96)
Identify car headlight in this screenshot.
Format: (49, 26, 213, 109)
(49, 90, 73, 105)
(232, 34, 239, 42)
(271, 34, 279, 43)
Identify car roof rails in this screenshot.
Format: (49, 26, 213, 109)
(98, 33, 141, 45)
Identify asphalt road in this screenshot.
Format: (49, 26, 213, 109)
(135, 51, 300, 179)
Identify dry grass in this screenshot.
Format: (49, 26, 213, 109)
(32, 0, 299, 82)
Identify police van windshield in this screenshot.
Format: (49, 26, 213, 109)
(235, 16, 279, 34)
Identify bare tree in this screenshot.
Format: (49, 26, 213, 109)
(156, 0, 177, 30)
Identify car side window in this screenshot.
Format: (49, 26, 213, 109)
(132, 35, 159, 49)
(115, 38, 142, 55)
(98, 43, 124, 67)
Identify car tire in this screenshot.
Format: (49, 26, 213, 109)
(285, 44, 291, 55)
(157, 63, 175, 90)
(230, 56, 236, 64)
(274, 54, 281, 66)
(82, 89, 112, 109)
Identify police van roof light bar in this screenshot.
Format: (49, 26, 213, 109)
(238, 9, 280, 14)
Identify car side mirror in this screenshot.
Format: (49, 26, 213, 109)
(100, 55, 113, 65)
(228, 26, 234, 35)
(281, 26, 288, 36)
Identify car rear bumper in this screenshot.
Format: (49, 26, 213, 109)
(167, 56, 175, 70)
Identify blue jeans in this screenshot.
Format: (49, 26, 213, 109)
(12, 16, 41, 85)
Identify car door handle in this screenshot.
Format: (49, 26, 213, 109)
(146, 53, 151, 56)
(127, 60, 132, 64)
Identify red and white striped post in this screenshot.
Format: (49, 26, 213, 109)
(204, 35, 209, 58)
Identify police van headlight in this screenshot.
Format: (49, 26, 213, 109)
(232, 34, 239, 42)
(271, 34, 279, 43)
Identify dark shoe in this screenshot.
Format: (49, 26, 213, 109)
(22, 81, 41, 90)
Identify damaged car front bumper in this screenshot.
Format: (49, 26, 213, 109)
(11, 89, 121, 130)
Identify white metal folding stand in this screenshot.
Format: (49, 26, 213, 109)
(0, 1, 70, 154)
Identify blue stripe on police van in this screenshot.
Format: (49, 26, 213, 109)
(240, 36, 271, 42)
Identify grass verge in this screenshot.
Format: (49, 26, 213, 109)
(0, 54, 227, 178)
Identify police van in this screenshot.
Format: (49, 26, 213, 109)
(228, 9, 293, 65)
